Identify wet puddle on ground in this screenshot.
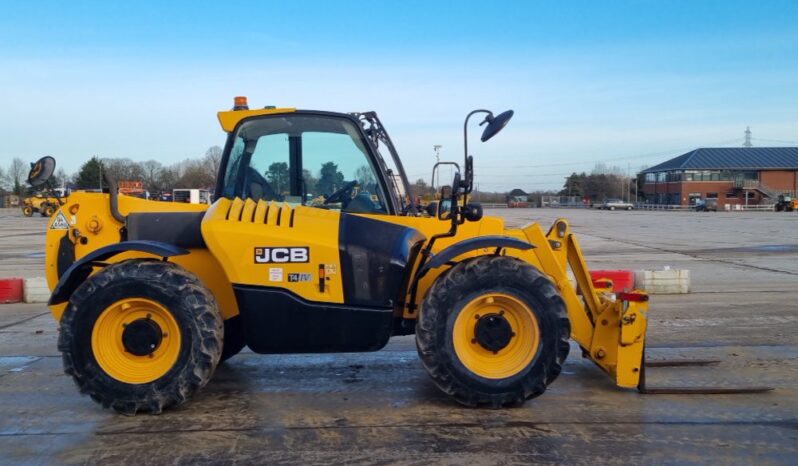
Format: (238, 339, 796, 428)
(0, 356, 41, 374)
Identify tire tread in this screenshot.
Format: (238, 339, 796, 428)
(58, 260, 223, 415)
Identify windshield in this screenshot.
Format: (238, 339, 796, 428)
(221, 114, 389, 214)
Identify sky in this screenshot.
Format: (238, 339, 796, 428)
(1, 0, 797, 191)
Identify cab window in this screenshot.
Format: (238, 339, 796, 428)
(222, 115, 388, 214)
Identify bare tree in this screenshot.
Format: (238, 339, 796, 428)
(102, 158, 146, 182)
(157, 166, 180, 194)
(0, 166, 9, 191)
(141, 160, 163, 193)
(53, 168, 69, 188)
(204, 146, 223, 176)
(176, 159, 215, 189)
(9, 158, 27, 194)
(591, 162, 624, 176)
(355, 165, 376, 187)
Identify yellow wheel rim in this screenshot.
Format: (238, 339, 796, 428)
(91, 298, 182, 384)
(453, 293, 540, 379)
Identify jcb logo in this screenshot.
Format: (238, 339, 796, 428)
(254, 247, 309, 264)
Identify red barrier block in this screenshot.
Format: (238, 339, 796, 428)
(589, 270, 634, 292)
(0, 278, 24, 304)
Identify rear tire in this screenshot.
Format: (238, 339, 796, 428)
(416, 256, 570, 408)
(58, 260, 223, 415)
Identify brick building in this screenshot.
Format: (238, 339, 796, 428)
(640, 147, 798, 206)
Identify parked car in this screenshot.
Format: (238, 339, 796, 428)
(600, 199, 634, 210)
(693, 199, 718, 212)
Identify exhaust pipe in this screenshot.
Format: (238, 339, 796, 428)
(103, 173, 126, 224)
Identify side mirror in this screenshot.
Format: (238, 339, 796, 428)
(440, 171, 462, 220)
(480, 110, 514, 142)
(437, 186, 452, 220)
(27, 156, 56, 188)
(438, 199, 453, 220)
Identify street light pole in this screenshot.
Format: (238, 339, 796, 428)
(433, 145, 442, 164)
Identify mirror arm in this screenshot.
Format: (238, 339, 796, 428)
(463, 110, 492, 172)
(463, 110, 492, 212)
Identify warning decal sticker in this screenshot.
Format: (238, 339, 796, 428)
(269, 268, 284, 282)
(50, 211, 69, 230)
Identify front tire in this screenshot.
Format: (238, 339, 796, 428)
(58, 260, 223, 415)
(22, 205, 33, 217)
(416, 256, 570, 408)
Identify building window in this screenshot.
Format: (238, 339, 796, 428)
(666, 171, 682, 182)
(656, 172, 666, 182)
(683, 170, 725, 181)
(645, 173, 656, 182)
(706, 192, 718, 199)
(726, 191, 737, 198)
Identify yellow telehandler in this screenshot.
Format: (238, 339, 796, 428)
(32, 98, 769, 414)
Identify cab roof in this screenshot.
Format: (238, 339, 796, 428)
(217, 107, 296, 132)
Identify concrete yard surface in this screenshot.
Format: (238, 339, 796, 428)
(0, 207, 796, 465)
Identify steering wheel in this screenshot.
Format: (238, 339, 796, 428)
(324, 180, 358, 206)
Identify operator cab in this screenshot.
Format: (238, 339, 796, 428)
(217, 109, 410, 215)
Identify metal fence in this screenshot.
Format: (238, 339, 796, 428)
(633, 203, 775, 212)
(541, 196, 591, 208)
(632, 204, 691, 211)
(478, 201, 778, 211)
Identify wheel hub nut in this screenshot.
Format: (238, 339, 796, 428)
(474, 312, 514, 353)
(121, 318, 164, 356)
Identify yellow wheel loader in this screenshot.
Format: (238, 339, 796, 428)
(33, 98, 770, 414)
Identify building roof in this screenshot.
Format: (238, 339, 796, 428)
(641, 147, 798, 173)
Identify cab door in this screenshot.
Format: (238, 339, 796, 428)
(201, 112, 418, 353)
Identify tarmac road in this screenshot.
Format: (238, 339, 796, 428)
(0, 207, 796, 465)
